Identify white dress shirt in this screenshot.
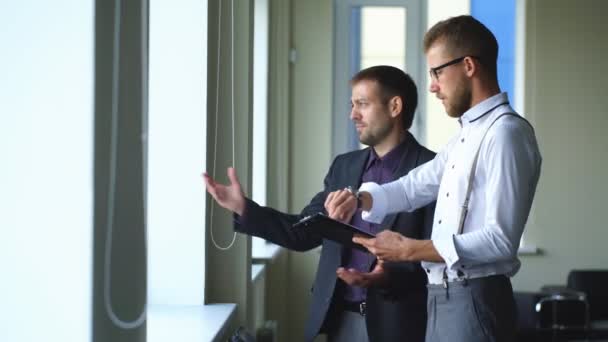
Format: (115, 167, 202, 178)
(360, 93, 542, 284)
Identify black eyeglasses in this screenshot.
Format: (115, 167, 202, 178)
(429, 56, 480, 81)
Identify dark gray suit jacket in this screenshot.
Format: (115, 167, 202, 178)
(235, 133, 435, 342)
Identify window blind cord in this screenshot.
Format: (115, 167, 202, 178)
(210, 0, 237, 251)
(103, 0, 147, 330)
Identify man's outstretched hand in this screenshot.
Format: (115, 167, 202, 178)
(203, 167, 246, 216)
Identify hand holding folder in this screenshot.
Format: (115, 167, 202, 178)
(292, 213, 375, 253)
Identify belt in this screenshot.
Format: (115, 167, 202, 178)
(342, 301, 366, 316)
(427, 274, 509, 289)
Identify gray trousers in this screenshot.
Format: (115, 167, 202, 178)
(327, 311, 369, 342)
(425, 275, 516, 342)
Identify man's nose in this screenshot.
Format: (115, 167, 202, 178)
(429, 79, 439, 93)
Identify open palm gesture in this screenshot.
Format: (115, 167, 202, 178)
(203, 167, 246, 216)
(336, 259, 387, 288)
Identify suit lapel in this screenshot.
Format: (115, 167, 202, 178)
(381, 133, 421, 229)
(332, 148, 370, 264)
(345, 148, 371, 189)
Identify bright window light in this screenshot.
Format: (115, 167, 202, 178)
(147, 0, 208, 307)
(0, 1, 94, 341)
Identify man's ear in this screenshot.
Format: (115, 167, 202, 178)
(464, 56, 478, 77)
(389, 96, 402, 118)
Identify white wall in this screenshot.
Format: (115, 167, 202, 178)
(511, 0, 608, 291)
(289, 0, 333, 340)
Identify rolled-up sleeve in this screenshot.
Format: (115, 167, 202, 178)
(433, 234, 460, 268)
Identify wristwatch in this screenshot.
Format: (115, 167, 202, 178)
(345, 186, 362, 209)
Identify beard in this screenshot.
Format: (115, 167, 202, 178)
(445, 82, 472, 117)
(359, 119, 394, 146)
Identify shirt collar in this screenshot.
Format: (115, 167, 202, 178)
(365, 133, 410, 172)
(460, 92, 510, 126)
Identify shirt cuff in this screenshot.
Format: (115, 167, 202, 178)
(359, 182, 387, 224)
(432, 234, 460, 269)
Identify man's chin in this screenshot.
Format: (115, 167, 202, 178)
(446, 110, 460, 118)
(359, 136, 373, 146)
(444, 105, 463, 118)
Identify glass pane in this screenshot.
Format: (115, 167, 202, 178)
(0, 1, 93, 340)
(360, 6, 406, 70)
(252, 0, 272, 253)
(148, 0, 207, 306)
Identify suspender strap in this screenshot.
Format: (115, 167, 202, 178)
(456, 112, 532, 235)
(443, 108, 533, 283)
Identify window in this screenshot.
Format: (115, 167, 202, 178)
(358, 7, 407, 70)
(471, 0, 517, 109)
(147, 0, 207, 307)
(423, 0, 470, 151)
(0, 1, 94, 340)
(423, 0, 521, 151)
(252, 0, 271, 252)
(333, 0, 426, 155)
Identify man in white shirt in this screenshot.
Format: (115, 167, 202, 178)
(325, 15, 542, 342)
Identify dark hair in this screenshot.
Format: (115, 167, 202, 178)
(423, 15, 498, 78)
(350, 65, 418, 130)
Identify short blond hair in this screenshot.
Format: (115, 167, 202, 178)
(424, 15, 498, 78)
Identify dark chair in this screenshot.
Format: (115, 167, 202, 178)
(535, 291, 589, 330)
(516, 270, 608, 341)
(567, 270, 608, 323)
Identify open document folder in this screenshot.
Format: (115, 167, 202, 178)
(292, 213, 375, 253)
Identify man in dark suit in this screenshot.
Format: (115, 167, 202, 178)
(204, 65, 435, 342)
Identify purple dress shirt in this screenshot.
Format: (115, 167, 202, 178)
(342, 140, 408, 303)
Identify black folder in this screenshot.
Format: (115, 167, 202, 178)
(292, 213, 375, 252)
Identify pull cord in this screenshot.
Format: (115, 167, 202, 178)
(209, 0, 237, 251)
(103, 0, 147, 330)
